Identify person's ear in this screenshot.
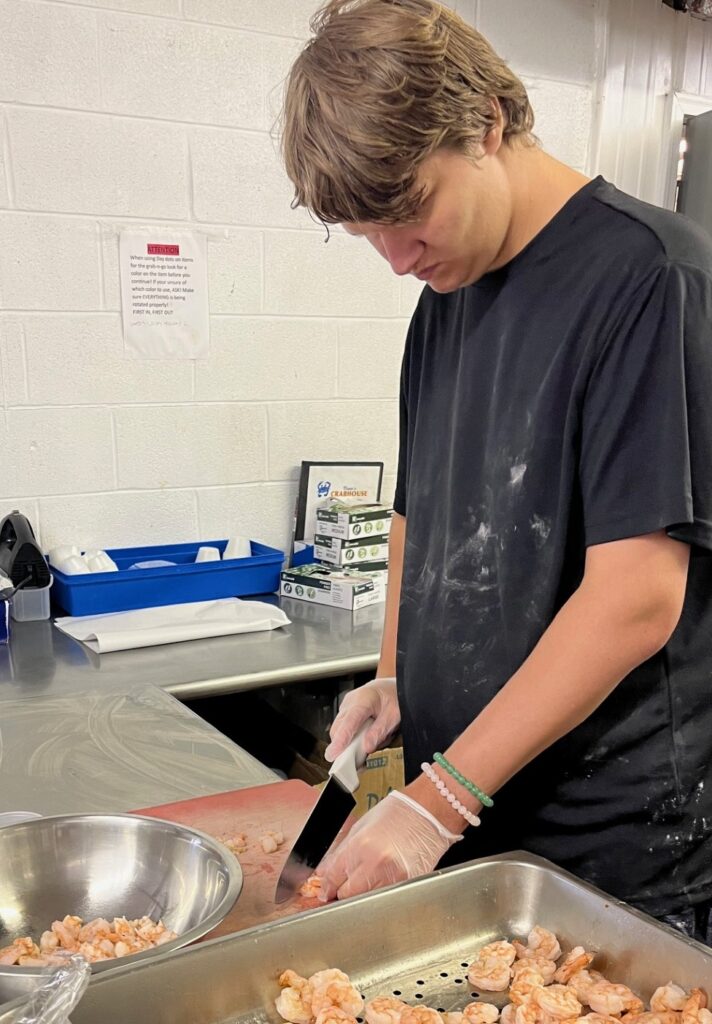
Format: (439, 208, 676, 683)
(482, 97, 504, 155)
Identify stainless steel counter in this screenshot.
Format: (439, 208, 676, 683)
(0, 595, 383, 815)
(0, 596, 383, 701)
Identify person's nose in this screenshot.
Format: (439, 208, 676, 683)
(375, 232, 425, 276)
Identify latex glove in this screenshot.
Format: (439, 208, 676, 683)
(318, 790, 462, 901)
(325, 677, 401, 762)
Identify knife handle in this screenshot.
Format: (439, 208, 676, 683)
(328, 720, 372, 793)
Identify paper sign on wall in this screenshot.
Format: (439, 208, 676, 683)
(119, 229, 209, 359)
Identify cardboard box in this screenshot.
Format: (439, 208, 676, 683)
(315, 502, 393, 541)
(280, 563, 385, 610)
(307, 744, 405, 819)
(353, 746, 404, 817)
(345, 561, 389, 585)
(313, 533, 390, 566)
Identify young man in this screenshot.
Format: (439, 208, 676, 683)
(281, 0, 712, 939)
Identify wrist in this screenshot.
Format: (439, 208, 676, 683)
(404, 766, 482, 835)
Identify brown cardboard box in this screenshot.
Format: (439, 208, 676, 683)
(353, 746, 404, 817)
(299, 742, 405, 819)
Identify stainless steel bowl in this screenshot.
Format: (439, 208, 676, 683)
(0, 813, 242, 1004)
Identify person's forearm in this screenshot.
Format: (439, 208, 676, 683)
(377, 512, 405, 678)
(407, 534, 689, 831)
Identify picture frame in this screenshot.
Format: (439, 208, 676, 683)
(291, 461, 384, 556)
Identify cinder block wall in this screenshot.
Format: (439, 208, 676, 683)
(0, 0, 598, 554)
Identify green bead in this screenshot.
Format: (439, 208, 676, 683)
(433, 752, 494, 808)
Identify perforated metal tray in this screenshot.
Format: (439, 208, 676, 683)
(2, 852, 711, 1024)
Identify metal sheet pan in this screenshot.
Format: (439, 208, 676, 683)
(2, 853, 711, 1024)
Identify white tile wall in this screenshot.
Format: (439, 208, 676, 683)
(1, 0, 709, 561)
(7, 108, 190, 218)
(0, 214, 101, 310)
(0, 0, 101, 109)
(0, 319, 27, 404)
(264, 232, 401, 317)
(267, 400, 399, 482)
(1, 407, 115, 497)
(194, 317, 338, 402)
(478, 0, 598, 84)
(191, 128, 308, 228)
(337, 321, 408, 399)
(114, 404, 267, 489)
(99, 15, 265, 129)
(183, 0, 317, 39)
(523, 78, 594, 170)
(22, 316, 193, 405)
(0, 112, 9, 209)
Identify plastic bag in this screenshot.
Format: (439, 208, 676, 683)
(13, 954, 91, 1024)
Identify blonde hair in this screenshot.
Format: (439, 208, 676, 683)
(281, 0, 535, 225)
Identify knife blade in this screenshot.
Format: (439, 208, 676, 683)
(274, 721, 370, 904)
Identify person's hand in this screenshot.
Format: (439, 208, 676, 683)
(324, 677, 400, 762)
(317, 791, 461, 901)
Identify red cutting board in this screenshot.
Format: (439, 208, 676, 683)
(133, 780, 330, 938)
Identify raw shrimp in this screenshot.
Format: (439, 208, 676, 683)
(365, 996, 407, 1024)
(514, 928, 562, 963)
(555, 950, 594, 986)
(513, 958, 557, 984)
(532, 984, 582, 1021)
(681, 989, 712, 1024)
(444, 1014, 464, 1024)
(400, 1007, 444, 1024)
(588, 982, 643, 1017)
(463, 1001, 500, 1024)
(315, 1009, 358, 1024)
(310, 969, 362, 1017)
(467, 958, 512, 992)
(650, 986, 687, 1014)
(567, 971, 607, 1005)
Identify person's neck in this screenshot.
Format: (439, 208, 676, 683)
(493, 145, 591, 269)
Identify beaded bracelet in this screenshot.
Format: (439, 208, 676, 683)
(421, 762, 481, 828)
(433, 752, 494, 808)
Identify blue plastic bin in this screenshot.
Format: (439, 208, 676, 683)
(50, 539, 285, 616)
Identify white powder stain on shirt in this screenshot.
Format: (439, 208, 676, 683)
(509, 463, 527, 487)
(530, 514, 551, 547)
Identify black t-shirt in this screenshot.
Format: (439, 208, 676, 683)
(394, 176, 712, 918)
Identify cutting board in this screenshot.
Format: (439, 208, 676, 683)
(133, 779, 331, 938)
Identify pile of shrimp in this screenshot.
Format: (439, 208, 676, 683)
(274, 926, 712, 1024)
(0, 913, 177, 967)
(465, 926, 711, 1024)
(220, 829, 287, 857)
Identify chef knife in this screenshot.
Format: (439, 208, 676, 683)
(274, 721, 370, 904)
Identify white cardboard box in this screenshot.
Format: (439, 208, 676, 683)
(280, 563, 386, 610)
(313, 533, 390, 566)
(315, 502, 393, 541)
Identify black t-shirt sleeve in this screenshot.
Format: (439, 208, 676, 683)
(580, 260, 712, 549)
